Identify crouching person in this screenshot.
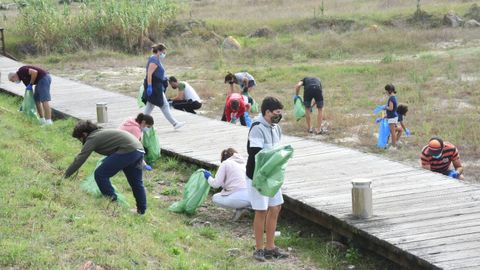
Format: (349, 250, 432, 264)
(64, 120, 147, 214)
(204, 148, 251, 221)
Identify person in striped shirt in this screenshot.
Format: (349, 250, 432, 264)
(420, 137, 464, 180)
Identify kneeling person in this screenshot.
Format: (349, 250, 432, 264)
(204, 148, 251, 221)
(64, 121, 147, 214)
(168, 76, 202, 114)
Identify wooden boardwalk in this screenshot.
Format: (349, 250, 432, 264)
(1, 56, 480, 269)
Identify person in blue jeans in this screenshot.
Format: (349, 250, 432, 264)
(64, 120, 147, 214)
(8, 65, 53, 125)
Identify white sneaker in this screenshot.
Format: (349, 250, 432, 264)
(231, 208, 248, 221)
(45, 119, 53, 125)
(174, 121, 185, 130)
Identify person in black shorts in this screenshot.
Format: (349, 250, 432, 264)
(294, 77, 324, 134)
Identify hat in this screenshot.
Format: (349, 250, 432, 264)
(427, 138, 443, 156)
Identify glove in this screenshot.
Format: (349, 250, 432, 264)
(375, 117, 383, 124)
(146, 85, 153, 96)
(26, 84, 33, 91)
(448, 170, 459, 179)
(203, 170, 212, 179)
(405, 128, 411, 137)
(373, 105, 387, 114)
(144, 164, 152, 171)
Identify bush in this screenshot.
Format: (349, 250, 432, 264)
(14, 0, 178, 53)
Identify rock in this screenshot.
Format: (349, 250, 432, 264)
(248, 27, 275, 38)
(222, 36, 241, 50)
(326, 241, 348, 252)
(227, 248, 241, 256)
(443, 11, 464, 27)
(464, 19, 480, 28)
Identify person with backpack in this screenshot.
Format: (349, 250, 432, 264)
(246, 96, 289, 262)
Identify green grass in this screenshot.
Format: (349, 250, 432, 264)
(0, 93, 393, 269)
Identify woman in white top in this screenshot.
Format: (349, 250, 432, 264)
(205, 148, 251, 220)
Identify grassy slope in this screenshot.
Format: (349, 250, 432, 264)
(0, 93, 392, 269)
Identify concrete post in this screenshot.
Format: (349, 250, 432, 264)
(96, 102, 108, 123)
(351, 178, 372, 218)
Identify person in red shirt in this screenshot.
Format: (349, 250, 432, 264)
(420, 137, 464, 180)
(223, 93, 248, 126)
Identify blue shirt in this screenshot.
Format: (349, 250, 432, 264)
(386, 96, 398, 119)
(146, 55, 165, 80)
(398, 114, 404, 122)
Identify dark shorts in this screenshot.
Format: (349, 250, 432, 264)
(304, 85, 323, 108)
(33, 75, 52, 102)
(241, 80, 256, 94)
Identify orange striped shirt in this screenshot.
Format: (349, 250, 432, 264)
(420, 142, 460, 174)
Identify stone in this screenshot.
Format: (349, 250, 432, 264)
(222, 36, 241, 50)
(443, 11, 464, 27)
(464, 19, 480, 28)
(248, 27, 275, 38)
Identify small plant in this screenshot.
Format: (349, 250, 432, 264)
(381, 54, 396, 64)
(345, 246, 361, 263)
(199, 227, 217, 240)
(161, 186, 180, 196)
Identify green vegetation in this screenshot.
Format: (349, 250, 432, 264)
(0, 93, 393, 269)
(13, 0, 177, 53)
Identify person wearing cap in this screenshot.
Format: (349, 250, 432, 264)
(8, 65, 53, 125)
(167, 76, 202, 114)
(420, 137, 464, 180)
(222, 93, 249, 126)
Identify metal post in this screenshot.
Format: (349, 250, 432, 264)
(96, 102, 108, 123)
(351, 178, 373, 219)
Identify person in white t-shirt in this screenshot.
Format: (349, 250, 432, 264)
(168, 76, 202, 114)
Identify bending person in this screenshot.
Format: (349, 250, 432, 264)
(143, 43, 185, 130)
(168, 76, 202, 114)
(9, 65, 53, 125)
(294, 77, 324, 134)
(64, 121, 147, 214)
(204, 148, 251, 221)
(420, 137, 464, 180)
(222, 93, 248, 126)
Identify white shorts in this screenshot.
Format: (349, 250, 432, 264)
(246, 177, 284, 211)
(387, 117, 398, 124)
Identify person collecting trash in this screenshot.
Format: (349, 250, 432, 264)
(294, 77, 325, 134)
(374, 84, 398, 149)
(203, 148, 251, 221)
(167, 76, 202, 114)
(395, 104, 410, 143)
(119, 113, 155, 171)
(64, 120, 148, 215)
(420, 137, 465, 180)
(246, 96, 289, 262)
(222, 93, 249, 126)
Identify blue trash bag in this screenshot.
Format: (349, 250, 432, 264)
(244, 112, 252, 127)
(377, 118, 390, 149)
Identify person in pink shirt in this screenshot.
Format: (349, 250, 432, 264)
(204, 148, 251, 221)
(119, 113, 154, 140)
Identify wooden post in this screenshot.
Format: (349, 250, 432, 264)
(96, 102, 108, 123)
(351, 178, 372, 218)
(0, 28, 5, 56)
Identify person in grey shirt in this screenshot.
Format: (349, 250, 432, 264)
(64, 120, 147, 214)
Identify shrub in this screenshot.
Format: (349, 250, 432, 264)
(14, 0, 178, 53)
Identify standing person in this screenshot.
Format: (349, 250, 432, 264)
(420, 137, 465, 180)
(168, 76, 202, 114)
(64, 121, 147, 214)
(203, 148, 251, 221)
(143, 43, 185, 130)
(224, 71, 256, 95)
(294, 77, 324, 134)
(383, 84, 398, 149)
(222, 93, 248, 126)
(8, 65, 53, 125)
(246, 96, 289, 261)
(119, 113, 154, 141)
(395, 104, 410, 143)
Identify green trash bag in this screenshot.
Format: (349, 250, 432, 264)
(252, 145, 294, 197)
(293, 96, 305, 121)
(20, 89, 40, 123)
(137, 84, 145, 108)
(80, 157, 129, 207)
(169, 169, 211, 215)
(251, 98, 259, 114)
(142, 127, 161, 165)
